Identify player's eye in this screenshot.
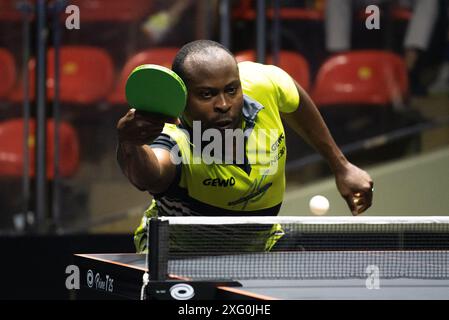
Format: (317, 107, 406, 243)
(226, 87, 237, 95)
(199, 90, 213, 99)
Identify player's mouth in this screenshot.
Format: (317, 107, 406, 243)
(214, 119, 234, 129)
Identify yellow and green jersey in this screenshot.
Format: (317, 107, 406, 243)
(134, 61, 300, 252)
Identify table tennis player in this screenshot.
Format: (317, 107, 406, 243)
(116, 40, 373, 253)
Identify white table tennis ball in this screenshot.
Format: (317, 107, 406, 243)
(309, 195, 330, 215)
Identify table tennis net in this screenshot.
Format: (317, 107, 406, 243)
(147, 216, 449, 280)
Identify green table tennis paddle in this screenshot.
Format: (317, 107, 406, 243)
(125, 64, 187, 118)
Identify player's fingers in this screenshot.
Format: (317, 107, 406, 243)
(124, 108, 136, 120)
(353, 191, 373, 214)
(136, 116, 176, 128)
(130, 126, 163, 140)
(353, 180, 374, 205)
(133, 118, 166, 132)
(352, 197, 364, 206)
(355, 203, 371, 215)
(365, 187, 373, 209)
(344, 195, 358, 216)
(352, 197, 366, 215)
(357, 184, 374, 208)
(134, 110, 177, 123)
(355, 202, 368, 214)
(121, 121, 163, 141)
(119, 133, 151, 144)
(137, 126, 165, 139)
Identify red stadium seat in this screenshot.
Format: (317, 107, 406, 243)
(9, 46, 114, 105)
(69, 0, 153, 22)
(267, 8, 324, 20)
(232, 0, 253, 19)
(47, 46, 114, 104)
(108, 47, 179, 105)
(358, 6, 412, 21)
(7, 59, 35, 103)
(390, 7, 412, 21)
(235, 50, 311, 92)
(0, 0, 153, 22)
(0, 119, 80, 179)
(233, 0, 324, 21)
(311, 50, 408, 106)
(0, 48, 16, 99)
(0, 0, 28, 21)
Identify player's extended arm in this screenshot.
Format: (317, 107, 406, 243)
(116, 109, 177, 194)
(281, 81, 373, 215)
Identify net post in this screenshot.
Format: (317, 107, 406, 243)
(148, 217, 169, 281)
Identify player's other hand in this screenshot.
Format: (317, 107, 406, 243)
(334, 162, 374, 216)
(117, 108, 178, 145)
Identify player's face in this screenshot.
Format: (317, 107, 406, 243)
(182, 53, 244, 131)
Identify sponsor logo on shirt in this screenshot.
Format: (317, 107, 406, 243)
(203, 177, 236, 187)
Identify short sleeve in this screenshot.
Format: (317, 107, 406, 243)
(149, 133, 177, 151)
(264, 64, 300, 113)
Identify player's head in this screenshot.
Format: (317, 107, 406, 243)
(172, 40, 244, 131)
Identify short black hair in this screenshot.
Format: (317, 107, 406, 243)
(172, 40, 235, 84)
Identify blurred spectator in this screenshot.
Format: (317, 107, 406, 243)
(325, 0, 438, 72)
(428, 0, 449, 95)
(141, 0, 195, 44)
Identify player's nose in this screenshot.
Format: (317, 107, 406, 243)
(214, 93, 231, 113)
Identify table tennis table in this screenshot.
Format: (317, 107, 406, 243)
(73, 252, 449, 300)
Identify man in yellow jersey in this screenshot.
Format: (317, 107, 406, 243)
(117, 40, 374, 253)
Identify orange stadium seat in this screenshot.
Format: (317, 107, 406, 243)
(0, 118, 80, 178)
(235, 50, 311, 92)
(311, 50, 408, 107)
(108, 47, 179, 105)
(68, 0, 153, 22)
(9, 46, 114, 105)
(0, 48, 16, 99)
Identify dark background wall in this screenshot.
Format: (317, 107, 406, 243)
(0, 234, 134, 299)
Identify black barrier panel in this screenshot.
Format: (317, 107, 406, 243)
(0, 234, 134, 299)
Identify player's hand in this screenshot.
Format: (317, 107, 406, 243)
(117, 108, 178, 145)
(334, 162, 374, 216)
